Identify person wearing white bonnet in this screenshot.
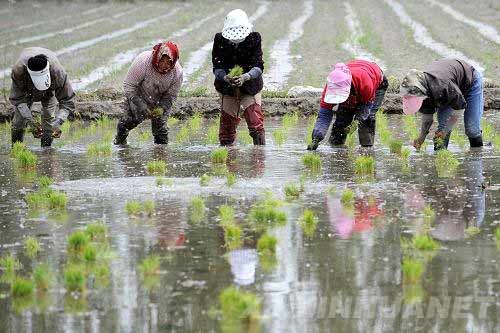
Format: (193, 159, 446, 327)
(212, 9, 265, 146)
(9, 47, 75, 147)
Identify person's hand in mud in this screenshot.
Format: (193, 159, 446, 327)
(51, 118, 63, 138)
(30, 122, 43, 139)
(412, 138, 424, 150)
(223, 75, 237, 87)
(307, 138, 320, 151)
(233, 73, 251, 87)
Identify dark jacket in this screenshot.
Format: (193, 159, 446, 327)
(420, 59, 475, 114)
(212, 32, 264, 96)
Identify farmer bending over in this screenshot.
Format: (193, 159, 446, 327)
(308, 60, 388, 150)
(114, 41, 183, 145)
(400, 58, 484, 150)
(10, 47, 75, 147)
(212, 9, 265, 145)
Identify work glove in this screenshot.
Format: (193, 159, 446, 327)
(412, 138, 424, 151)
(307, 138, 320, 151)
(233, 73, 251, 87)
(51, 118, 64, 138)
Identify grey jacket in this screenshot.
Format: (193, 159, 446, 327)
(9, 47, 75, 123)
(420, 58, 475, 114)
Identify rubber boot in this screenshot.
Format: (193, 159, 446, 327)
(469, 135, 483, 148)
(250, 130, 265, 145)
(433, 132, 451, 151)
(152, 117, 168, 144)
(11, 128, 24, 146)
(114, 121, 129, 145)
(328, 127, 347, 146)
(40, 133, 53, 147)
(358, 127, 375, 147)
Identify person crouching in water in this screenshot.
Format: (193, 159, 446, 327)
(400, 58, 484, 150)
(307, 60, 388, 150)
(114, 41, 183, 145)
(212, 9, 265, 146)
(10, 47, 75, 147)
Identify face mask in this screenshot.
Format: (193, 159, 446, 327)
(230, 38, 245, 44)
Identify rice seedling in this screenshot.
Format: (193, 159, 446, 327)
(92, 263, 111, 288)
(143, 200, 155, 216)
(412, 234, 440, 251)
(257, 233, 277, 256)
(189, 196, 206, 223)
(272, 128, 287, 146)
(200, 173, 211, 186)
(33, 263, 54, 292)
(403, 115, 418, 141)
(493, 134, 500, 151)
(345, 130, 357, 151)
(305, 116, 316, 145)
(167, 117, 179, 127)
(37, 176, 53, 188)
(226, 172, 237, 187)
(83, 244, 97, 262)
(219, 287, 261, 324)
(228, 65, 244, 78)
(238, 131, 253, 145)
(205, 121, 219, 144)
(248, 195, 287, 230)
(0, 253, 21, 283)
(354, 156, 375, 175)
(403, 282, 425, 305)
(481, 120, 495, 142)
(11, 277, 34, 298)
(15, 149, 37, 169)
(423, 205, 435, 221)
(156, 177, 173, 187)
(223, 223, 243, 250)
(389, 139, 403, 155)
(85, 221, 107, 242)
(402, 257, 425, 284)
(284, 183, 302, 201)
(67, 231, 90, 253)
(24, 236, 41, 258)
(302, 152, 321, 172)
(211, 148, 229, 164)
(282, 112, 299, 129)
(464, 226, 480, 238)
(86, 141, 112, 156)
(10, 142, 27, 158)
(125, 200, 153, 217)
(495, 228, 500, 250)
(341, 189, 355, 206)
(219, 205, 235, 226)
(450, 131, 468, 150)
(299, 209, 319, 237)
(435, 150, 459, 177)
(400, 147, 411, 160)
(188, 113, 203, 134)
(138, 255, 160, 276)
(146, 160, 166, 176)
(150, 107, 164, 118)
(64, 264, 86, 292)
(175, 124, 190, 143)
(138, 130, 152, 142)
(46, 190, 67, 210)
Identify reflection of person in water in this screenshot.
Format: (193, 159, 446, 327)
(431, 155, 485, 241)
(226, 146, 266, 178)
(327, 195, 384, 239)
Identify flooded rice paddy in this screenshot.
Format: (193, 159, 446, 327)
(0, 114, 499, 332)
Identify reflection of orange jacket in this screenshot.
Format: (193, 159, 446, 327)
(353, 199, 384, 233)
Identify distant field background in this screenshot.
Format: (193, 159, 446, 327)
(0, 0, 498, 96)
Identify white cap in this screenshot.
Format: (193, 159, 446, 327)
(27, 62, 51, 91)
(222, 9, 252, 42)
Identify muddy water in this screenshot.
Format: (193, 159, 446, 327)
(0, 115, 499, 332)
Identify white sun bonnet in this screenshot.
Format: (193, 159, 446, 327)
(222, 9, 253, 42)
(27, 62, 51, 91)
